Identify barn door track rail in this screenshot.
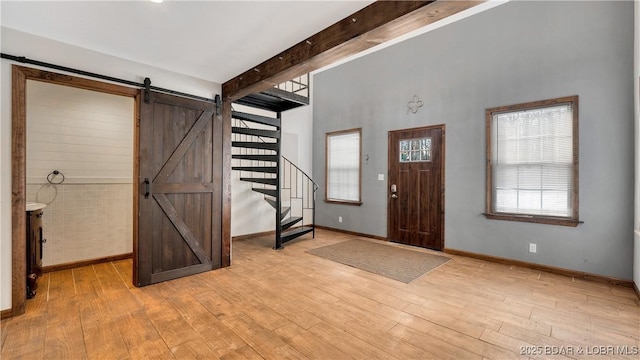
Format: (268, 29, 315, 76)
(1, 53, 219, 108)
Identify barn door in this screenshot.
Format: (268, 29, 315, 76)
(135, 91, 221, 286)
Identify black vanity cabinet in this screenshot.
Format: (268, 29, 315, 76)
(26, 209, 44, 299)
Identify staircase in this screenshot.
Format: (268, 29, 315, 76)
(231, 75, 317, 249)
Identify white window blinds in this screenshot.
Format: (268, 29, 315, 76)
(491, 104, 574, 217)
(326, 130, 361, 202)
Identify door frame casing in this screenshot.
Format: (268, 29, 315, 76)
(9, 65, 139, 317)
(387, 124, 446, 249)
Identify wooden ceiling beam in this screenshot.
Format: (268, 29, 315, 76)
(222, 0, 484, 101)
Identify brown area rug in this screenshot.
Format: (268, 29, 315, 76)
(307, 240, 450, 283)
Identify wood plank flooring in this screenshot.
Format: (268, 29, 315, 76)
(2, 229, 639, 359)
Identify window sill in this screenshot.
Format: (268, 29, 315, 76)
(483, 213, 582, 227)
(324, 199, 362, 206)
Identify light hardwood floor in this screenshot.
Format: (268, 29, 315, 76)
(2, 229, 639, 359)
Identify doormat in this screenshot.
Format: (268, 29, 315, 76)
(306, 240, 450, 283)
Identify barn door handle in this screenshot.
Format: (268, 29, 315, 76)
(143, 178, 150, 198)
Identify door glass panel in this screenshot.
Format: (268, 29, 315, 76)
(400, 137, 431, 162)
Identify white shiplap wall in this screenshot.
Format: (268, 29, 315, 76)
(26, 80, 134, 184)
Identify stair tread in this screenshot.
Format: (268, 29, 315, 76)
(232, 141, 278, 150)
(281, 226, 314, 243)
(252, 188, 278, 197)
(263, 197, 290, 220)
(232, 111, 281, 128)
(264, 198, 287, 210)
(232, 127, 280, 139)
(264, 197, 277, 209)
(283, 226, 313, 234)
(232, 154, 279, 162)
(232, 166, 278, 173)
(240, 177, 277, 185)
(281, 216, 303, 230)
(235, 90, 309, 113)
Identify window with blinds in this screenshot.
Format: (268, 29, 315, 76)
(486, 96, 579, 226)
(325, 128, 362, 205)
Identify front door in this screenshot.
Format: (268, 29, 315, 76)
(135, 91, 222, 286)
(388, 125, 444, 250)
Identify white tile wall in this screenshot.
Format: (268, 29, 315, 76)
(26, 183, 132, 266)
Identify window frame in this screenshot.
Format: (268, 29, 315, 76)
(485, 95, 580, 227)
(324, 128, 363, 206)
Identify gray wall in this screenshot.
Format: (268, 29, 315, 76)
(634, 0, 640, 293)
(313, 1, 635, 279)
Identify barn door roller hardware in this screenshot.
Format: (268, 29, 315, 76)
(144, 77, 151, 104)
(214, 94, 221, 115)
(1, 53, 217, 104)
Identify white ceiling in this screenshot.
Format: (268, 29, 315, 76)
(1, 0, 375, 84)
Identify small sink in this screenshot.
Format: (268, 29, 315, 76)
(26, 202, 47, 212)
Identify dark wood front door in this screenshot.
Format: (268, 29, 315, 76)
(136, 91, 222, 286)
(388, 126, 444, 250)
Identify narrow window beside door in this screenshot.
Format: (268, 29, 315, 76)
(325, 128, 362, 205)
(485, 96, 580, 226)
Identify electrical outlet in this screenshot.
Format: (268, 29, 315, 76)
(338, 216, 343, 223)
(529, 243, 537, 253)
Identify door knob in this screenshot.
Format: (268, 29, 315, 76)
(391, 194, 398, 199)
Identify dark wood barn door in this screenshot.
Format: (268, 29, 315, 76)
(136, 91, 222, 286)
(388, 126, 445, 250)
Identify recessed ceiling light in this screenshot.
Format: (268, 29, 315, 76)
(150, 0, 163, 3)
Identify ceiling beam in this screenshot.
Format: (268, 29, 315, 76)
(222, 0, 484, 101)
